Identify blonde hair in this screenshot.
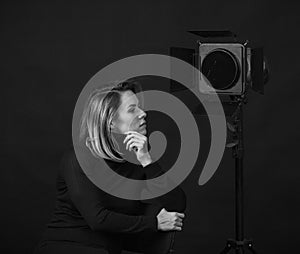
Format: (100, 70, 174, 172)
(79, 80, 141, 162)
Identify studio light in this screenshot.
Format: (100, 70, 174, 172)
(199, 43, 244, 94)
(170, 30, 269, 95)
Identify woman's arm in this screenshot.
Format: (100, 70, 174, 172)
(61, 150, 158, 234)
(122, 131, 186, 213)
(140, 160, 187, 213)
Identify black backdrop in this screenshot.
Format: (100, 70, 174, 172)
(2, 1, 300, 253)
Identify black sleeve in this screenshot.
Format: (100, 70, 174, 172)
(61, 151, 158, 234)
(140, 160, 187, 213)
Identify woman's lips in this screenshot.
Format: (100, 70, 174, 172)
(139, 123, 146, 128)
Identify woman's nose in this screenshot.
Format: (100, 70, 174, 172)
(138, 108, 146, 119)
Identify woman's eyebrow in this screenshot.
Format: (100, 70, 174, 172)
(127, 103, 139, 108)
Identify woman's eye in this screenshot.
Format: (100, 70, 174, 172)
(128, 108, 135, 113)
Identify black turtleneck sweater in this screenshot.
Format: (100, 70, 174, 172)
(37, 148, 186, 253)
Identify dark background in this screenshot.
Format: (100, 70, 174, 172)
(2, 0, 300, 253)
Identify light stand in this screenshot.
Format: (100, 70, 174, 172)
(170, 30, 269, 253)
(220, 94, 258, 254)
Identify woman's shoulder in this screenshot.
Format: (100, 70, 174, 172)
(60, 145, 107, 177)
(59, 146, 83, 176)
(60, 144, 92, 166)
(60, 146, 76, 164)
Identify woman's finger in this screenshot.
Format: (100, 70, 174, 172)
(124, 130, 141, 136)
(175, 217, 183, 223)
(173, 226, 182, 231)
(125, 138, 141, 150)
(175, 221, 183, 227)
(124, 134, 144, 145)
(176, 212, 185, 218)
(124, 131, 147, 141)
(129, 142, 142, 152)
(123, 134, 135, 144)
(123, 134, 138, 144)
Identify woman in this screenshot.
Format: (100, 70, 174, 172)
(34, 80, 186, 254)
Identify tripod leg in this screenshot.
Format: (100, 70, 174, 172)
(246, 244, 257, 254)
(220, 242, 232, 254)
(236, 248, 244, 254)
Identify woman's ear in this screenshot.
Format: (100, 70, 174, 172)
(110, 120, 117, 132)
(110, 121, 114, 128)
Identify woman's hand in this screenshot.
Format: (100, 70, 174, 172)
(156, 208, 185, 231)
(123, 131, 151, 166)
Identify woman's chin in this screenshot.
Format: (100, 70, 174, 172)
(138, 126, 147, 135)
(139, 129, 147, 135)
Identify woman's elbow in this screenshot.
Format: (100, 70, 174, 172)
(87, 219, 105, 232)
(175, 187, 187, 212)
(160, 186, 187, 212)
(84, 212, 110, 232)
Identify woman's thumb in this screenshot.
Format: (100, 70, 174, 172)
(161, 208, 167, 213)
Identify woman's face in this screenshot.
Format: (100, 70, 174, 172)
(111, 90, 147, 135)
